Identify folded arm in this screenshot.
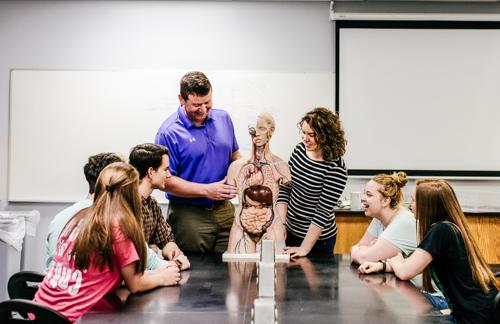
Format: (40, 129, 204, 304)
(351, 237, 401, 265)
(120, 262, 180, 294)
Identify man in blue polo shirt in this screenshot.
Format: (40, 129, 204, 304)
(155, 71, 241, 253)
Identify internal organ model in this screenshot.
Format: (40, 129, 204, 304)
(227, 112, 291, 253)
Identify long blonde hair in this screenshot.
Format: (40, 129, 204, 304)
(70, 162, 147, 273)
(415, 179, 497, 293)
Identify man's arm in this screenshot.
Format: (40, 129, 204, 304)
(164, 175, 237, 201)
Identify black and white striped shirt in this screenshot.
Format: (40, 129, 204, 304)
(277, 142, 347, 240)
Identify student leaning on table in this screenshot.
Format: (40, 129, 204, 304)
(34, 162, 181, 323)
(350, 171, 415, 265)
(45, 152, 123, 271)
(129, 143, 190, 270)
(359, 179, 499, 324)
(45, 152, 176, 273)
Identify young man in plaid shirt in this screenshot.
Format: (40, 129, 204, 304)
(129, 143, 189, 270)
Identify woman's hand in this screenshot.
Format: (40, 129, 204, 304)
(157, 263, 181, 286)
(358, 261, 383, 274)
(284, 246, 310, 258)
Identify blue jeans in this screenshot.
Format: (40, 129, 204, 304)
(422, 292, 455, 323)
(422, 292, 449, 310)
(286, 231, 336, 254)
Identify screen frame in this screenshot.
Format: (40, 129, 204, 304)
(335, 20, 500, 177)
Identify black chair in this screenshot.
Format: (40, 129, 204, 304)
(7, 271, 44, 300)
(0, 299, 70, 323)
(494, 272, 500, 323)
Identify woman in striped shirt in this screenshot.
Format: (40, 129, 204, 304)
(277, 107, 347, 257)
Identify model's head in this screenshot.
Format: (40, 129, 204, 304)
(299, 107, 346, 161)
(250, 112, 276, 147)
(362, 171, 408, 216)
(84, 152, 124, 194)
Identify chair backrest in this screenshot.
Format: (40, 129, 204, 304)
(0, 299, 70, 324)
(493, 272, 500, 322)
(8, 271, 45, 300)
(494, 291, 500, 323)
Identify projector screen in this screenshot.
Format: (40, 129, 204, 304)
(337, 21, 500, 177)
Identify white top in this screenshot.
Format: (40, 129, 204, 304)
(366, 209, 417, 257)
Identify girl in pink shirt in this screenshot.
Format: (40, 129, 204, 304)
(34, 162, 180, 322)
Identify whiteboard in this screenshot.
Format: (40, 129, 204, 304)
(8, 70, 334, 202)
(338, 26, 500, 176)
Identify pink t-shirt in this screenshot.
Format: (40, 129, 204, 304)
(34, 218, 139, 323)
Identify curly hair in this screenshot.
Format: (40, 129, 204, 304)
(299, 107, 346, 161)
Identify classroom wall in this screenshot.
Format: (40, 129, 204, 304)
(0, 0, 334, 272)
(1, 1, 499, 273)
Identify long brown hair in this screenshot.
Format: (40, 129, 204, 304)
(70, 162, 147, 273)
(299, 107, 346, 161)
(415, 179, 497, 293)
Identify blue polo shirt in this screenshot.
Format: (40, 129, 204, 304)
(155, 106, 239, 206)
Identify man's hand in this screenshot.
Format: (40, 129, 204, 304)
(163, 242, 182, 260)
(174, 254, 191, 271)
(204, 177, 238, 200)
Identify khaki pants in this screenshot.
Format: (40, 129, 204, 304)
(167, 200, 234, 253)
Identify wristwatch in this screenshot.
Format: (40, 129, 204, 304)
(174, 259, 183, 270)
(379, 260, 386, 273)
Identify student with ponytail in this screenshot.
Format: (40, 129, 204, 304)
(34, 162, 181, 323)
(359, 179, 498, 323)
(351, 171, 416, 264)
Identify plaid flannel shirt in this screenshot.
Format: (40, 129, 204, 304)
(141, 196, 174, 249)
